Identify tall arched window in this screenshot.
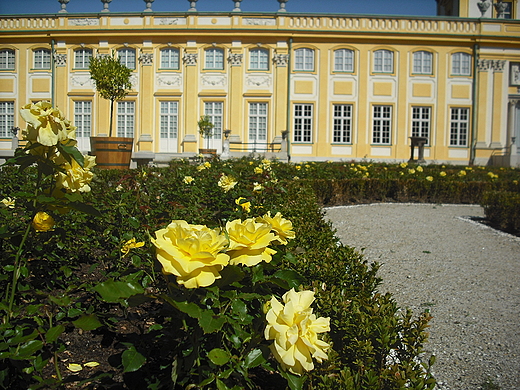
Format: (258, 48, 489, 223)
(34, 48, 51, 69)
(0, 49, 15, 70)
(160, 48, 180, 69)
(117, 48, 136, 70)
(249, 48, 269, 71)
(451, 52, 471, 76)
(334, 49, 354, 72)
(374, 50, 394, 73)
(412, 51, 433, 74)
(74, 48, 93, 69)
(205, 48, 224, 70)
(294, 48, 314, 71)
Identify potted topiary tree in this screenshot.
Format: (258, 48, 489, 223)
(89, 53, 133, 169)
(197, 115, 216, 156)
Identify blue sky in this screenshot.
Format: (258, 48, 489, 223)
(1, 0, 437, 16)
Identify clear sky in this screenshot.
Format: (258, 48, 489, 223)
(0, 0, 437, 17)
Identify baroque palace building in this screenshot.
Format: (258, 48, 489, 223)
(1, 0, 520, 166)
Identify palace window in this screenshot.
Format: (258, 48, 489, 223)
(204, 102, 223, 138)
(74, 48, 93, 69)
(411, 106, 431, 141)
(74, 101, 92, 138)
(374, 50, 394, 73)
(372, 105, 392, 145)
(334, 49, 354, 72)
(451, 52, 471, 76)
(34, 48, 51, 69)
(449, 107, 469, 147)
(160, 101, 178, 139)
(248, 102, 268, 143)
(117, 101, 135, 138)
(412, 51, 433, 74)
(117, 48, 136, 70)
(0, 101, 14, 138)
(294, 48, 314, 71)
(160, 48, 180, 69)
(333, 104, 352, 143)
(293, 104, 313, 143)
(205, 48, 224, 70)
(0, 49, 15, 70)
(249, 48, 269, 71)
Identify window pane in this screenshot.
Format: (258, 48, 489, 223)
(449, 107, 469, 146)
(204, 102, 223, 138)
(411, 106, 430, 141)
(117, 101, 135, 137)
(74, 49, 92, 69)
(117, 49, 136, 69)
(0, 49, 15, 70)
(160, 101, 178, 138)
(161, 48, 179, 69)
(205, 48, 224, 70)
(293, 104, 313, 142)
(334, 49, 354, 72)
(34, 49, 51, 69)
(0, 101, 15, 138)
(250, 48, 268, 70)
(372, 105, 392, 144)
(74, 101, 92, 138)
(333, 104, 352, 143)
(295, 48, 314, 71)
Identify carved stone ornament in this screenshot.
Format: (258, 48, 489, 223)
(70, 74, 94, 88)
(156, 18, 180, 25)
(492, 59, 506, 72)
(510, 63, 520, 86)
(477, 58, 491, 72)
(183, 52, 198, 66)
(69, 18, 100, 26)
(201, 75, 227, 87)
(53, 53, 67, 67)
(244, 18, 276, 26)
(228, 53, 243, 66)
(273, 53, 289, 67)
(246, 75, 272, 87)
(476, 0, 491, 17)
(139, 53, 154, 65)
(157, 75, 182, 87)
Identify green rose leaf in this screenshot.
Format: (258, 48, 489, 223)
(272, 270, 304, 289)
(280, 369, 305, 390)
(199, 310, 226, 334)
(93, 280, 144, 302)
(122, 344, 146, 373)
(243, 348, 266, 369)
(45, 325, 65, 343)
(208, 348, 230, 366)
(13, 340, 44, 359)
(72, 314, 103, 331)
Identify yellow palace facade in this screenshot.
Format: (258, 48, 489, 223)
(1, 0, 520, 166)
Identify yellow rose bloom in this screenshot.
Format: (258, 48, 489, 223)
(1, 197, 15, 209)
(458, 170, 466, 177)
(265, 289, 330, 376)
(426, 176, 433, 182)
(225, 218, 277, 266)
(257, 212, 295, 245)
(416, 166, 423, 172)
(152, 220, 230, 288)
(20, 101, 75, 147)
(55, 155, 96, 193)
(32, 211, 55, 232)
(218, 174, 237, 192)
(235, 197, 251, 213)
(439, 171, 447, 177)
(400, 162, 408, 168)
(183, 176, 194, 184)
(408, 168, 416, 174)
(121, 238, 145, 256)
(254, 166, 264, 174)
(253, 182, 263, 192)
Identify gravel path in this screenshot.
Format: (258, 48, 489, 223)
(324, 204, 520, 390)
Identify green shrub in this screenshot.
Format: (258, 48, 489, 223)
(482, 190, 520, 235)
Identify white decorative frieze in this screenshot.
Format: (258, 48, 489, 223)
(139, 53, 153, 65)
(246, 75, 272, 87)
(183, 52, 198, 66)
(243, 18, 276, 26)
(201, 74, 227, 87)
(511, 63, 520, 86)
(155, 17, 186, 25)
(69, 18, 100, 26)
(228, 53, 243, 66)
(157, 74, 182, 87)
(273, 53, 289, 67)
(70, 74, 94, 88)
(130, 74, 139, 89)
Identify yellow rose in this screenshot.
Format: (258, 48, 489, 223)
(253, 182, 263, 192)
(254, 166, 264, 174)
(1, 197, 15, 209)
(257, 212, 295, 245)
(218, 174, 237, 193)
(20, 101, 75, 147)
(439, 171, 447, 177)
(152, 220, 230, 288)
(400, 162, 408, 168)
(235, 197, 251, 213)
(265, 289, 330, 376)
(183, 176, 194, 184)
(416, 166, 424, 172)
(55, 155, 96, 193)
(121, 238, 145, 256)
(225, 218, 276, 266)
(426, 176, 433, 182)
(32, 211, 55, 232)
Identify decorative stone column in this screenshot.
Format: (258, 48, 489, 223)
(490, 60, 507, 149)
(476, 0, 491, 17)
(232, 0, 242, 12)
(277, 0, 288, 12)
(188, 0, 197, 12)
(475, 59, 492, 149)
(143, 0, 154, 12)
(101, 0, 112, 12)
(58, 0, 70, 13)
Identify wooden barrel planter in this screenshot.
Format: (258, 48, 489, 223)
(90, 137, 134, 170)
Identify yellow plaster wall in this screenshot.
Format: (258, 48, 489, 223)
(334, 81, 353, 95)
(451, 84, 471, 99)
(412, 83, 432, 98)
(294, 80, 314, 95)
(373, 82, 393, 96)
(32, 78, 50, 93)
(0, 78, 14, 93)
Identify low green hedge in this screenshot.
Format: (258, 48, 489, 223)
(481, 191, 520, 236)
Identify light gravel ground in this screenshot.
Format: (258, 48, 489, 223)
(324, 204, 520, 390)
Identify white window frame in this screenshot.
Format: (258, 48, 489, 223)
(205, 48, 224, 70)
(332, 104, 353, 144)
(374, 50, 394, 73)
(0, 49, 15, 70)
(160, 101, 178, 152)
(34, 48, 51, 70)
(449, 107, 469, 147)
(294, 48, 314, 72)
(160, 48, 180, 70)
(117, 48, 136, 70)
(334, 49, 354, 73)
(248, 102, 268, 151)
(0, 101, 15, 138)
(411, 106, 431, 142)
(372, 105, 392, 145)
(451, 52, 471, 76)
(293, 104, 313, 143)
(74, 48, 93, 69)
(204, 102, 223, 139)
(249, 48, 269, 71)
(412, 51, 433, 74)
(74, 101, 92, 151)
(117, 101, 135, 138)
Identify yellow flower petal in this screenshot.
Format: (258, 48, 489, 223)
(83, 361, 100, 367)
(67, 363, 83, 372)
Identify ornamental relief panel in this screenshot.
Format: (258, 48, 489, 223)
(70, 74, 94, 88)
(245, 74, 272, 88)
(157, 74, 182, 88)
(201, 74, 227, 87)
